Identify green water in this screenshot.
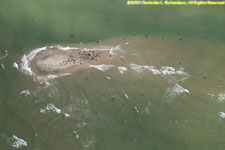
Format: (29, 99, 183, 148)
(1, 0, 225, 150)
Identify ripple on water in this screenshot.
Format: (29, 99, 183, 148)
(82, 135, 96, 150)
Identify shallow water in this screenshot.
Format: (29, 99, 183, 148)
(1, 1, 225, 150)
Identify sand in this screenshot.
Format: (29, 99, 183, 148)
(19, 42, 118, 82)
(30, 47, 114, 77)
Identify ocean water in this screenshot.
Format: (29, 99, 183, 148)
(1, 1, 225, 150)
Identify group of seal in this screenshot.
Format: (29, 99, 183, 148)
(59, 58, 78, 66)
(59, 50, 102, 66)
(78, 50, 102, 61)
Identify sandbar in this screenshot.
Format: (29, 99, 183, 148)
(21, 44, 118, 81)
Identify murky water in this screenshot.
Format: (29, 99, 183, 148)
(1, 1, 225, 150)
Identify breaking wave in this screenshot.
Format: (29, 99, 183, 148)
(117, 66, 127, 74)
(40, 103, 70, 117)
(20, 89, 31, 97)
(7, 135, 27, 148)
(218, 112, 225, 118)
(0, 50, 8, 60)
(40, 103, 61, 114)
(130, 63, 188, 75)
(21, 55, 33, 76)
(12, 62, 18, 70)
(124, 93, 129, 100)
(130, 63, 190, 81)
(166, 83, 190, 101)
(217, 92, 225, 102)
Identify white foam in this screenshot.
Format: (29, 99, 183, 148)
(37, 76, 52, 82)
(73, 131, 79, 139)
(20, 47, 48, 78)
(20, 89, 31, 97)
(134, 106, 139, 113)
(130, 63, 189, 80)
(217, 92, 225, 102)
(218, 112, 225, 118)
(59, 73, 72, 76)
(0, 50, 8, 60)
(106, 76, 111, 80)
(53, 45, 81, 51)
(20, 55, 33, 76)
(8, 135, 27, 148)
(111, 45, 119, 55)
(64, 113, 70, 118)
(47, 74, 58, 79)
(117, 66, 127, 74)
(52, 45, 120, 53)
(81, 99, 89, 105)
(35, 74, 59, 82)
(144, 102, 151, 114)
(40, 103, 61, 114)
(166, 83, 190, 98)
(89, 64, 114, 71)
(81, 45, 120, 56)
(0, 64, 4, 69)
(160, 66, 186, 76)
(27, 47, 47, 61)
(77, 122, 87, 128)
(26, 45, 79, 62)
(82, 135, 95, 150)
(12, 62, 18, 70)
(130, 63, 155, 73)
(208, 93, 215, 97)
(110, 45, 120, 55)
(131, 53, 139, 56)
(124, 93, 129, 100)
(44, 81, 51, 87)
(76, 134, 79, 139)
